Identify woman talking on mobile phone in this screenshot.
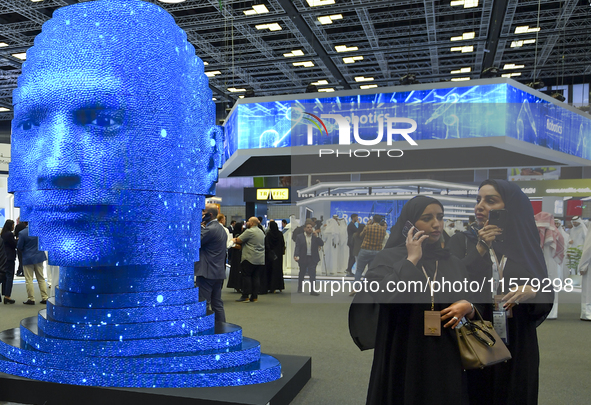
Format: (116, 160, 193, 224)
(448, 179, 553, 405)
(352, 195, 477, 405)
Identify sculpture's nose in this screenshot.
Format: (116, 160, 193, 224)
(36, 116, 82, 190)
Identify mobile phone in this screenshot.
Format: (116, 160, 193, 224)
(488, 209, 507, 242)
(402, 220, 415, 238)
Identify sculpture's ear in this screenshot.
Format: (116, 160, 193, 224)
(205, 125, 225, 197)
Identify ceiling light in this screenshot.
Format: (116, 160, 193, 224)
(335, 45, 358, 53)
(203, 61, 209, 65)
(212, 97, 217, 101)
(312, 80, 329, 85)
(511, 39, 536, 48)
(0, 107, 10, 112)
(355, 76, 374, 82)
(30, 0, 45, 2)
(256, 23, 282, 31)
(244, 4, 269, 15)
(360, 84, 378, 89)
(306, 0, 336, 6)
(158, 0, 187, 3)
(0, 43, 8, 47)
(503, 63, 524, 70)
(283, 50, 304, 57)
(205, 71, 222, 77)
(228, 88, 246, 92)
(501, 72, 522, 78)
(318, 14, 342, 24)
(450, 0, 479, 7)
(515, 26, 540, 34)
(318, 88, 335, 92)
(293, 61, 315, 67)
(450, 45, 473, 53)
(343, 55, 364, 64)
(11, 53, 26, 60)
(451, 32, 475, 41)
(239, 95, 245, 99)
(451, 67, 471, 74)
(451, 77, 471, 81)
(252, 4, 269, 13)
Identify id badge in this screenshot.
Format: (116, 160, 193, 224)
(424, 311, 441, 336)
(493, 310, 509, 345)
(494, 295, 513, 318)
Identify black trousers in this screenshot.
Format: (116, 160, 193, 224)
(240, 260, 263, 300)
(346, 245, 356, 272)
(297, 257, 318, 292)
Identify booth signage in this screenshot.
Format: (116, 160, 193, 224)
(255, 188, 289, 201)
(511, 179, 591, 197)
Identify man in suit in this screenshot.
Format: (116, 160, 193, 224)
(194, 204, 228, 322)
(294, 220, 324, 296)
(345, 214, 360, 277)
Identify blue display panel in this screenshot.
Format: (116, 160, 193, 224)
(0, 0, 279, 388)
(225, 82, 591, 160)
(330, 200, 406, 231)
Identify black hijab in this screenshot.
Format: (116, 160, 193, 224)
(232, 222, 244, 238)
(265, 221, 283, 246)
(480, 179, 548, 280)
(385, 195, 450, 260)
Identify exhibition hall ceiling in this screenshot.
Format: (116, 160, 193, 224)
(0, 0, 590, 121)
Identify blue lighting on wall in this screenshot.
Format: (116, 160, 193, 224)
(0, 0, 280, 388)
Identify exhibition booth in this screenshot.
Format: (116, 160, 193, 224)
(221, 78, 591, 279)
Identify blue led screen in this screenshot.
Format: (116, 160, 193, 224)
(0, 0, 279, 388)
(330, 200, 407, 232)
(224, 82, 591, 160)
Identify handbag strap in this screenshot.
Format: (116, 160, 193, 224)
(466, 322, 497, 347)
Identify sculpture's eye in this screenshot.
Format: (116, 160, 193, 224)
(19, 119, 40, 131)
(91, 115, 118, 127)
(76, 109, 122, 129)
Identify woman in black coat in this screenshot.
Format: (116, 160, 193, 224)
(1, 219, 17, 304)
(352, 196, 477, 405)
(448, 179, 552, 405)
(226, 221, 243, 292)
(264, 221, 285, 293)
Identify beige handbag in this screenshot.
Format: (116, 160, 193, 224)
(456, 308, 512, 369)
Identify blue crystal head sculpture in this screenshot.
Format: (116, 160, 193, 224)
(9, 0, 224, 267)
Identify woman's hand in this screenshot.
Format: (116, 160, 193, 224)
(502, 285, 537, 310)
(477, 220, 503, 247)
(441, 300, 473, 329)
(406, 226, 429, 266)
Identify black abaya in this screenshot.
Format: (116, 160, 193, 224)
(363, 246, 472, 405)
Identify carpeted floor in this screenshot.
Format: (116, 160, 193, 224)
(0, 279, 589, 404)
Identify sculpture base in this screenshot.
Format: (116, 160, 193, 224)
(0, 354, 311, 405)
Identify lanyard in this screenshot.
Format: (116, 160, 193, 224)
(489, 248, 507, 298)
(421, 261, 439, 311)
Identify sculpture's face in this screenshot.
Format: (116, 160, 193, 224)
(9, 0, 223, 267)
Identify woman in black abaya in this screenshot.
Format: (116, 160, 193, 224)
(226, 221, 244, 292)
(359, 196, 477, 405)
(264, 221, 285, 293)
(466, 179, 552, 405)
